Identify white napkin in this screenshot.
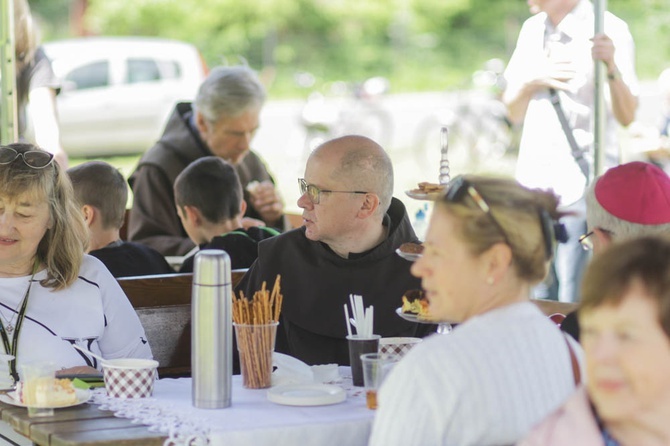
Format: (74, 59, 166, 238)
(311, 364, 340, 383)
(271, 353, 314, 387)
(271, 354, 343, 386)
(0, 355, 15, 389)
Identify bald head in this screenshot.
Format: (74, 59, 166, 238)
(311, 136, 394, 215)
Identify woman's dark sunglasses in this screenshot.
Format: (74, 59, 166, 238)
(0, 147, 54, 169)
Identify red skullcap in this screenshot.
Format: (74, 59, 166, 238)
(595, 162, 670, 225)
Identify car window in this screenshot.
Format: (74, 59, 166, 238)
(157, 60, 181, 80)
(65, 61, 109, 90)
(127, 58, 161, 84)
(126, 58, 182, 83)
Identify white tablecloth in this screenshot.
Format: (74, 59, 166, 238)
(93, 367, 374, 446)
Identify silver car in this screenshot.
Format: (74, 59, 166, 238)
(42, 36, 207, 157)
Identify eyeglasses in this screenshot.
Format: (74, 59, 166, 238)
(579, 229, 613, 251)
(444, 176, 510, 245)
(298, 178, 367, 204)
(578, 231, 595, 250)
(0, 147, 54, 169)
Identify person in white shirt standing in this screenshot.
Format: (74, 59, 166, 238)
(503, 0, 639, 302)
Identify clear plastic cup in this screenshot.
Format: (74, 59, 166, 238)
(360, 353, 399, 410)
(20, 361, 57, 417)
(234, 322, 278, 389)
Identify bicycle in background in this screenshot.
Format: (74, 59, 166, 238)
(413, 59, 520, 172)
(296, 72, 394, 160)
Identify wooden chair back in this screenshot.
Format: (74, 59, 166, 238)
(118, 269, 248, 378)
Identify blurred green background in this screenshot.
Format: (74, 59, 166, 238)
(23, 0, 670, 211)
(30, 0, 670, 98)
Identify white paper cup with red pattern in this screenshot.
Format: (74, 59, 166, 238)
(102, 359, 159, 399)
(379, 337, 422, 359)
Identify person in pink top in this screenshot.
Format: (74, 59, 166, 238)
(520, 236, 670, 445)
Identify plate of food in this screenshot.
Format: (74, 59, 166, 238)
(405, 182, 446, 201)
(396, 242, 424, 261)
(267, 383, 346, 406)
(398, 289, 431, 321)
(0, 379, 90, 408)
(397, 289, 454, 334)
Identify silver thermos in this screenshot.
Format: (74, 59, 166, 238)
(192, 249, 232, 408)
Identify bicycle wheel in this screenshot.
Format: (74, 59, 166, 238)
(467, 100, 514, 161)
(337, 102, 393, 149)
(301, 127, 332, 163)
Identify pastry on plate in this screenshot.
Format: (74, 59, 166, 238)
(17, 378, 77, 406)
(401, 289, 430, 318)
(398, 242, 424, 254)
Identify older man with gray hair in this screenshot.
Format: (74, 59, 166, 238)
(128, 65, 286, 256)
(237, 135, 433, 366)
(580, 161, 670, 252)
(562, 161, 670, 340)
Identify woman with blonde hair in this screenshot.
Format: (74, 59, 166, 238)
(520, 236, 670, 445)
(370, 175, 579, 446)
(0, 143, 151, 382)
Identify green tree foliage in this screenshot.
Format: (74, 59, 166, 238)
(23, 0, 70, 40)
(29, 0, 670, 96)
(616, 0, 670, 76)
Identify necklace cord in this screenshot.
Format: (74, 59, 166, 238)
(0, 258, 40, 382)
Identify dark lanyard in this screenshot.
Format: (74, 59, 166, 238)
(0, 261, 38, 383)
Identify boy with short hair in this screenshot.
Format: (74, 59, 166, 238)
(67, 161, 174, 277)
(174, 156, 279, 272)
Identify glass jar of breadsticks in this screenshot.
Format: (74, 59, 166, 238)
(232, 275, 283, 389)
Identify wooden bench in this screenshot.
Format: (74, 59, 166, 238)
(118, 270, 247, 378)
(117, 271, 578, 378)
(531, 298, 578, 318)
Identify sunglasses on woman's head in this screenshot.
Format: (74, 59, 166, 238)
(0, 147, 54, 169)
(445, 175, 566, 260)
(443, 176, 511, 245)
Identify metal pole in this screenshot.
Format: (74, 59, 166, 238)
(593, 0, 607, 180)
(1, 0, 18, 144)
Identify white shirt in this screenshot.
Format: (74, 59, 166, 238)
(0, 255, 152, 380)
(369, 302, 581, 446)
(504, 0, 638, 205)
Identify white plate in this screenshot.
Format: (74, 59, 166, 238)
(0, 388, 90, 409)
(395, 307, 456, 324)
(395, 248, 422, 262)
(405, 189, 444, 201)
(396, 307, 432, 324)
(267, 383, 346, 406)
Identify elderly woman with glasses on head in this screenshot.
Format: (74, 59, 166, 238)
(0, 143, 152, 383)
(520, 236, 670, 445)
(369, 175, 580, 446)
